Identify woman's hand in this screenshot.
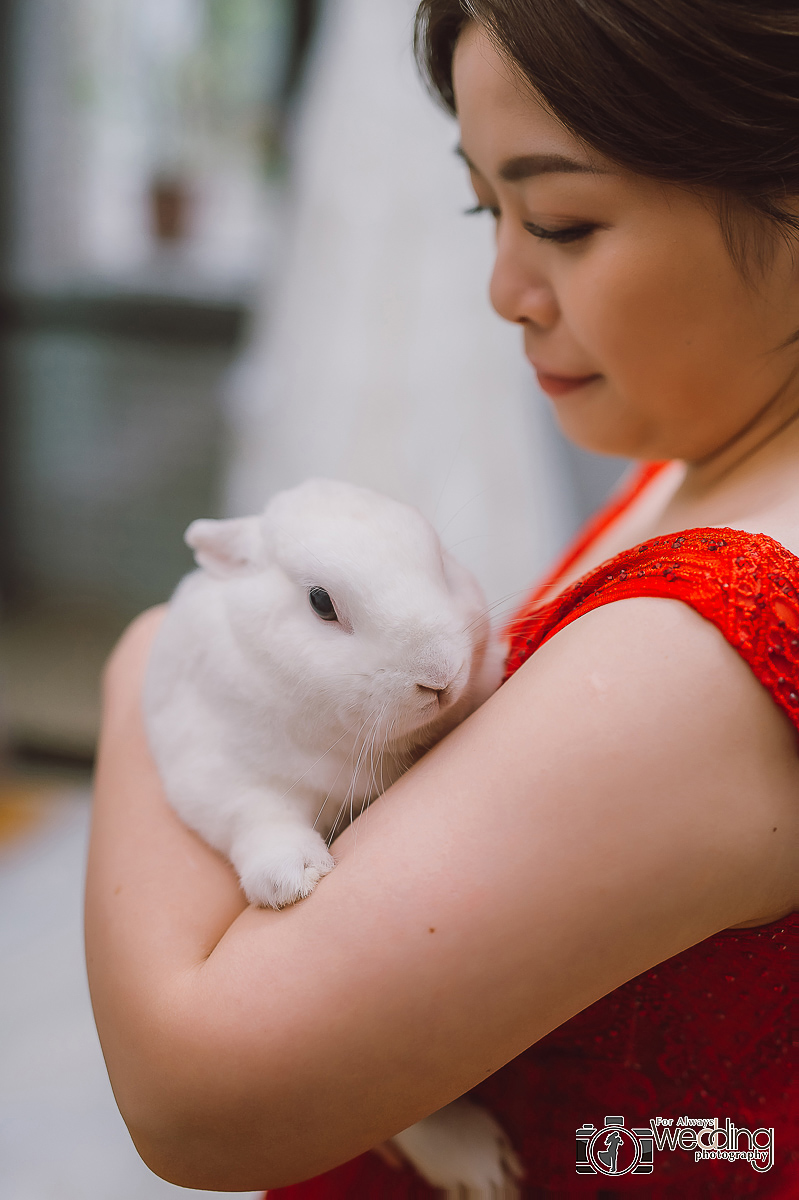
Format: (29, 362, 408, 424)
(86, 598, 798, 1191)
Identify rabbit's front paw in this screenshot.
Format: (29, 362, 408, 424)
(391, 1097, 524, 1199)
(233, 825, 335, 909)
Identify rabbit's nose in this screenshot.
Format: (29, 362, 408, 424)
(416, 683, 453, 708)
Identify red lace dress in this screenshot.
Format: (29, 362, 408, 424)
(266, 463, 798, 1198)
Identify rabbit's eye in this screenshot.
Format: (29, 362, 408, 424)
(309, 586, 338, 622)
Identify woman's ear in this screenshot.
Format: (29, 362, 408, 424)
(184, 517, 263, 579)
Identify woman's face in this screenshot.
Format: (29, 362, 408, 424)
(452, 24, 799, 462)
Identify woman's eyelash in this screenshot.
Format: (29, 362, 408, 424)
(523, 221, 597, 244)
(464, 204, 499, 218)
(464, 205, 597, 245)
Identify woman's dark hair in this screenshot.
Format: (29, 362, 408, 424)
(414, 1, 799, 258)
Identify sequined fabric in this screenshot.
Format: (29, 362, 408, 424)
(506, 525, 799, 730)
(265, 464, 798, 1199)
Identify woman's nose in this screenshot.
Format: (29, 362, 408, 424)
(489, 229, 559, 330)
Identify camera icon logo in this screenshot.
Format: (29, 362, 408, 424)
(576, 1115, 654, 1175)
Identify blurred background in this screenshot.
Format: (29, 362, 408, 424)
(0, 1, 625, 1196)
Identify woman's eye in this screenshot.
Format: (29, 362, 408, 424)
(465, 206, 597, 245)
(523, 221, 597, 244)
(464, 203, 500, 219)
(309, 587, 338, 622)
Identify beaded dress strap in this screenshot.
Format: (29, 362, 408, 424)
(525, 460, 671, 606)
(505, 527, 799, 736)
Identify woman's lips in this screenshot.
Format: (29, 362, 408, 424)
(534, 369, 602, 398)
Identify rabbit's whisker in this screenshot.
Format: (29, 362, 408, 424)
(373, 705, 390, 786)
(365, 704, 386, 782)
(283, 717, 363, 810)
(461, 586, 534, 637)
(352, 702, 388, 849)
(437, 484, 492, 538)
(461, 594, 524, 635)
(320, 707, 376, 841)
(328, 720, 369, 835)
(328, 705, 382, 843)
(313, 748, 353, 836)
(368, 704, 386, 794)
(360, 711, 396, 845)
(379, 714, 392, 795)
(283, 529, 327, 571)
(356, 704, 383, 805)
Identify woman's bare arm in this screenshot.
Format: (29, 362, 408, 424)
(85, 600, 798, 1191)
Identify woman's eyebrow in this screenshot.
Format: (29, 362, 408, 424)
(456, 146, 610, 181)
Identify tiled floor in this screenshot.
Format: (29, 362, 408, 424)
(0, 778, 262, 1200)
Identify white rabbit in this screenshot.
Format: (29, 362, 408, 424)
(144, 477, 521, 1195)
(144, 477, 506, 909)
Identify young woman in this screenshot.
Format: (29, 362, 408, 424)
(86, 2, 798, 1196)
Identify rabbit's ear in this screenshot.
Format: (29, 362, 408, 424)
(185, 517, 262, 579)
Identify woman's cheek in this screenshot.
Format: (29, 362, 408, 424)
(575, 241, 703, 382)
(557, 246, 660, 383)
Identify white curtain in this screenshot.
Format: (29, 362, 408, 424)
(224, 0, 575, 612)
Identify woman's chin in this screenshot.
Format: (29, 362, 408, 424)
(546, 390, 650, 460)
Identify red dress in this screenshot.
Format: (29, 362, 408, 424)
(266, 463, 798, 1198)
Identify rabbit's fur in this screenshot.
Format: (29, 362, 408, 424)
(145, 478, 505, 908)
(144, 478, 522, 1196)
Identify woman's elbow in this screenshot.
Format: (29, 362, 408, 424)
(99, 996, 340, 1188)
(127, 1122, 248, 1192)
(116, 1057, 320, 1191)
(112, 1066, 224, 1189)
(127, 1115, 328, 1193)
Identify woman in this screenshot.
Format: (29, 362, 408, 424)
(86, 2, 798, 1197)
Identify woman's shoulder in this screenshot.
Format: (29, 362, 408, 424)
(510, 522, 799, 650)
(508, 522, 799, 735)
(511, 445, 799, 725)
(502, 586, 799, 922)
(495, 466, 799, 929)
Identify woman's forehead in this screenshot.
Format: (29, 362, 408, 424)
(452, 24, 607, 180)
